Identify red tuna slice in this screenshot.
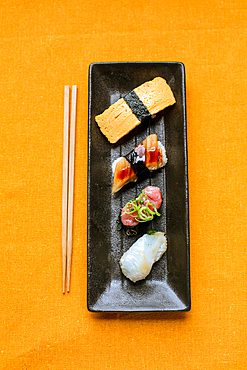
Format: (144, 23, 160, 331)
(121, 205, 139, 226)
(121, 186, 162, 226)
(143, 186, 162, 210)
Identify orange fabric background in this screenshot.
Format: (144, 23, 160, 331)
(0, 0, 246, 369)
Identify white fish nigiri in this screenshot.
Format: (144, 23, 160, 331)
(120, 232, 167, 282)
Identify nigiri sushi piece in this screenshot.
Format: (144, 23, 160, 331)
(121, 186, 162, 227)
(120, 231, 167, 282)
(112, 134, 167, 194)
(95, 77, 176, 143)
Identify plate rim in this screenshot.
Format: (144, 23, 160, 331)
(87, 61, 191, 313)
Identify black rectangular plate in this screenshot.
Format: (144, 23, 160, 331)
(87, 62, 190, 312)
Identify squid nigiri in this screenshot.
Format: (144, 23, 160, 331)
(112, 134, 167, 194)
(121, 186, 162, 227)
(120, 231, 167, 282)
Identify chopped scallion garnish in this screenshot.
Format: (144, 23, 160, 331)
(116, 219, 122, 231)
(147, 230, 157, 235)
(126, 229, 137, 236)
(121, 190, 160, 223)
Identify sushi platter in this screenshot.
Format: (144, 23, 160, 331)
(87, 62, 190, 312)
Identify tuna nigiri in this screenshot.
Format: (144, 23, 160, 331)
(121, 186, 162, 227)
(120, 231, 167, 282)
(112, 134, 167, 194)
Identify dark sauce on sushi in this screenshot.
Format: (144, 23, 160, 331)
(147, 146, 158, 166)
(116, 162, 136, 181)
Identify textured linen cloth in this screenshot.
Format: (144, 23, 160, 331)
(0, 0, 246, 369)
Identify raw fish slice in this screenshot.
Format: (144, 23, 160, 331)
(112, 134, 167, 194)
(112, 157, 137, 194)
(144, 186, 163, 209)
(143, 134, 158, 170)
(121, 186, 162, 226)
(120, 232, 167, 282)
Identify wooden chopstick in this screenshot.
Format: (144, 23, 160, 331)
(66, 85, 77, 292)
(62, 86, 70, 294)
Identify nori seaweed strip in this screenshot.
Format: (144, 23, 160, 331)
(124, 149, 150, 181)
(123, 90, 150, 121)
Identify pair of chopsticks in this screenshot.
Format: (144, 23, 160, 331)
(62, 85, 77, 293)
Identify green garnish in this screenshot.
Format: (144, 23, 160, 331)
(126, 229, 137, 236)
(121, 189, 161, 223)
(116, 218, 122, 231)
(147, 230, 157, 235)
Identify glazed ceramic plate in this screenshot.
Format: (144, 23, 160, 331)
(87, 62, 190, 312)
